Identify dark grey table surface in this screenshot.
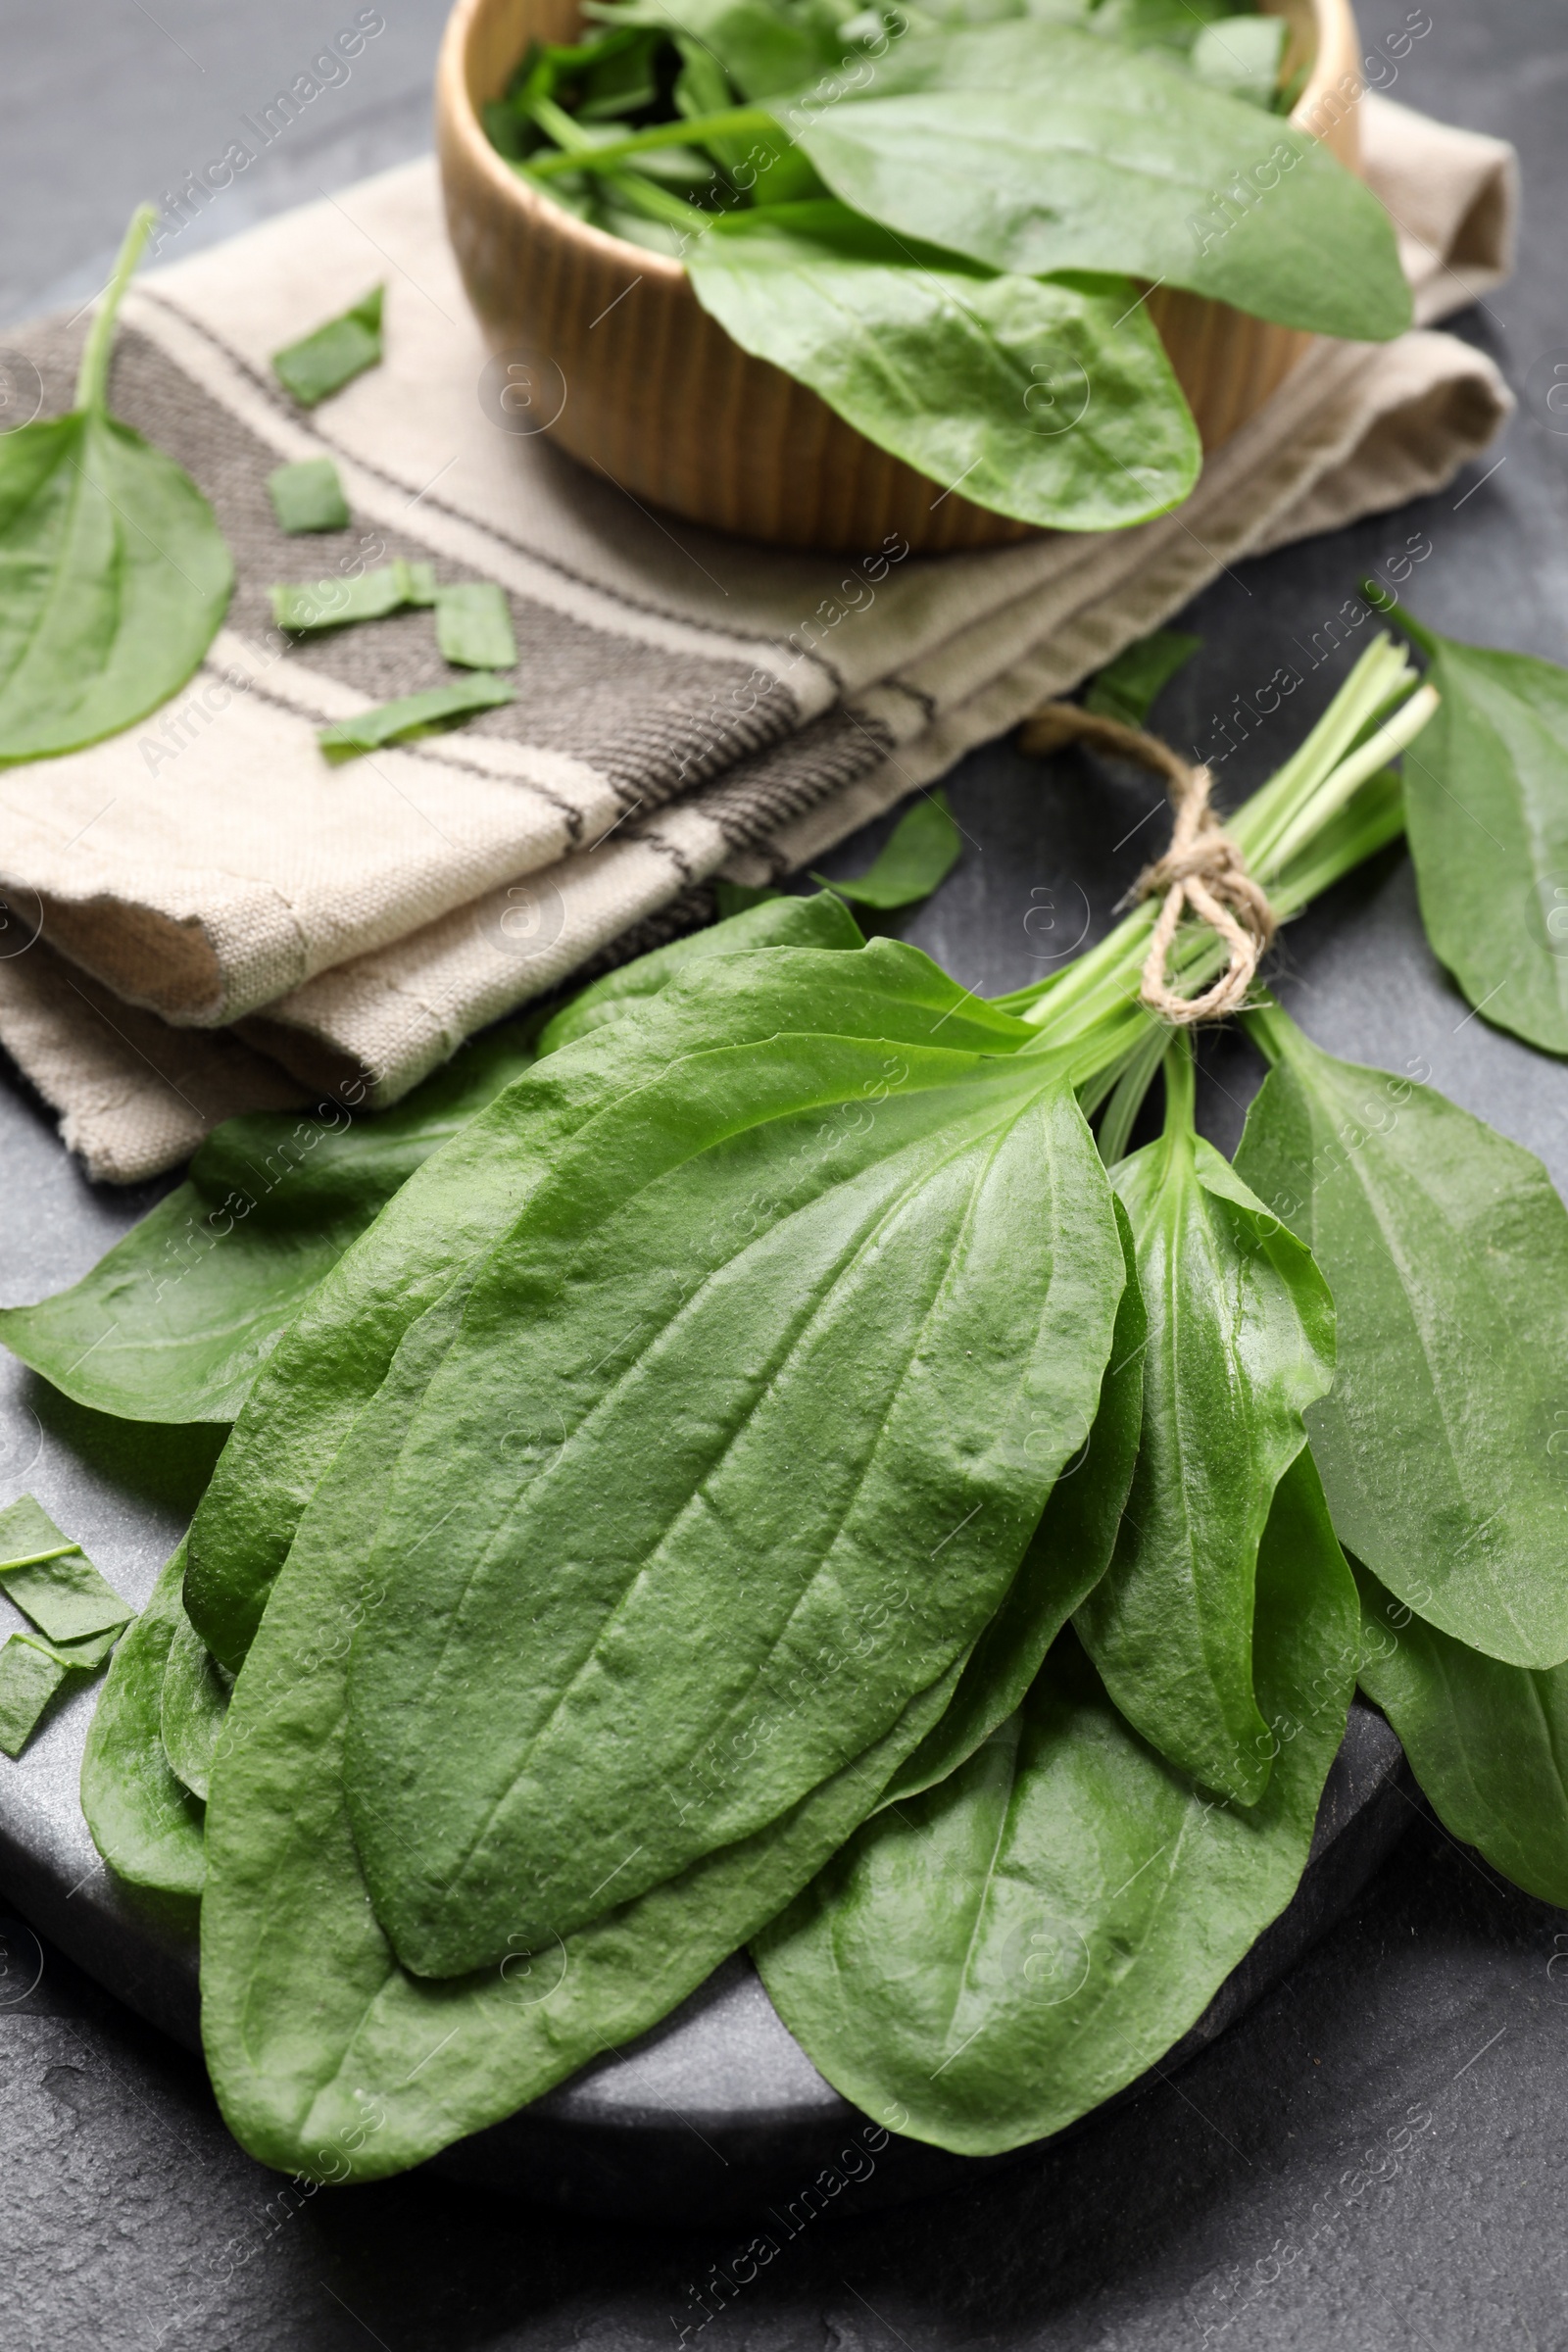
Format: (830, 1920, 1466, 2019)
(3, 1, 1568, 2345)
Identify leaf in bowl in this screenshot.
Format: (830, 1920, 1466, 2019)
(787, 24, 1411, 341)
(688, 202, 1200, 529)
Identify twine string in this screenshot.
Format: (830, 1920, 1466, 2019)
(1018, 702, 1277, 1023)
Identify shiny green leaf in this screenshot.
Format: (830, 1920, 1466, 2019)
(183, 923, 873, 1669)
(202, 1284, 962, 2180)
(0, 1021, 538, 1426)
(344, 961, 1121, 1973)
(791, 24, 1411, 339)
(813, 790, 962, 911)
(1077, 1054, 1336, 1803)
(1396, 612, 1568, 1057)
(688, 204, 1200, 529)
(537, 889, 862, 1053)
(0, 907, 858, 1449)
(755, 1446, 1357, 2155)
(1084, 627, 1201, 727)
(159, 1609, 231, 1803)
(588, 0, 845, 99)
(1354, 1552, 1568, 1908)
(1237, 1001, 1568, 1668)
(0, 208, 232, 764)
(79, 1542, 206, 1898)
(882, 1192, 1145, 1806)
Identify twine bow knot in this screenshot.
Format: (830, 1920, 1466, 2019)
(1018, 702, 1277, 1023)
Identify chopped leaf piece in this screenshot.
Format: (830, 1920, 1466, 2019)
(267, 457, 351, 534)
(0, 1496, 132, 1644)
(0, 1494, 77, 1571)
(24, 1625, 122, 1672)
(160, 1610, 231, 1803)
(79, 1544, 206, 1897)
(270, 559, 436, 633)
(813, 790, 961, 909)
(1084, 627, 1201, 728)
(317, 674, 516, 756)
(0, 1593, 122, 1761)
(0, 1636, 72, 1758)
(2, 1556, 131, 1646)
(435, 582, 518, 670)
(271, 285, 384, 407)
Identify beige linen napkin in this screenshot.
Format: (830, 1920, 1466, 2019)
(0, 92, 1516, 1181)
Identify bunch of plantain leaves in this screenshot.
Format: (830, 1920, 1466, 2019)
(14, 628, 1565, 2183)
(482, 0, 1412, 530)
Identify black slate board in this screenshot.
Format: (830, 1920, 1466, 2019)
(0, 1544, 1407, 2222)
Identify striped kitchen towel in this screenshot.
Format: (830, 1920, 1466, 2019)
(0, 92, 1516, 1179)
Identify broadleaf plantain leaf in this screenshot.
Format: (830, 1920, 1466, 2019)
(1236, 1000, 1568, 1670)
(755, 1446, 1357, 2156)
(787, 24, 1411, 340)
(0, 209, 232, 764)
(1077, 1054, 1336, 1805)
(344, 965, 1124, 1972)
(1354, 1552, 1568, 1908)
(200, 1285, 964, 2181)
(688, 203, 1200, 529)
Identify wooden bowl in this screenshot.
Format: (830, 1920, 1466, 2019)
(436, 0, 1364, 553)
